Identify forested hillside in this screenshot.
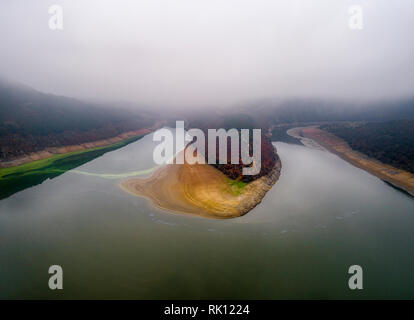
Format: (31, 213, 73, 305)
(322, 120, 414, 174)
(0, 78, 155, 161)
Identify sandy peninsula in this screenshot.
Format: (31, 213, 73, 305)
(295, 126, 414, 197)
(121, 147, 281, 219)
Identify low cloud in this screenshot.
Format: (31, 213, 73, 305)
(0, 0, 413, 108)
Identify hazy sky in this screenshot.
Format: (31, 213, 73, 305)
(0, 0, 413, 108)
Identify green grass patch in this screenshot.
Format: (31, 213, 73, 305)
(226, 178, 247, 195)
(0, 134, 145, 200)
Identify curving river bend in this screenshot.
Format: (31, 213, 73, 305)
(1, 130, 414, 299)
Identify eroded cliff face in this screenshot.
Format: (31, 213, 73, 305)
(233, 150, 281, 215)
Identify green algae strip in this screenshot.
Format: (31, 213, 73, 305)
(0, 134, 146, 200)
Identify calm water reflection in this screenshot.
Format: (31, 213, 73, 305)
(1, 132, 413, 299)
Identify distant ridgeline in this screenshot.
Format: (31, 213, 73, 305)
(322, 120, 414, 174)
(237, 98, 414, 126)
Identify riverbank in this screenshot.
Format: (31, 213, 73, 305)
(0, 129, 152, 200)
(0, 128, 153, 169)
(293, 126, 414, 197)
(121, 146, 281, 219)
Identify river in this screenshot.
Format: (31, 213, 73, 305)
(1, 130, 413, 299)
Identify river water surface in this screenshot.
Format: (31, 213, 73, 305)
(1, 131, 414, 299)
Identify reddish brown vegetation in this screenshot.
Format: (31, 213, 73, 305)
(186, 118, 277, 183)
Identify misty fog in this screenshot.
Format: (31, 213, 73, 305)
(0, 0, 413, 109)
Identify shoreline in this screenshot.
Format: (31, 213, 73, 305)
(0, 129, 155, 200)
(0, 128, 154, 170)
(121, 146, 281, 219)
(292, 126, 414, 197)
